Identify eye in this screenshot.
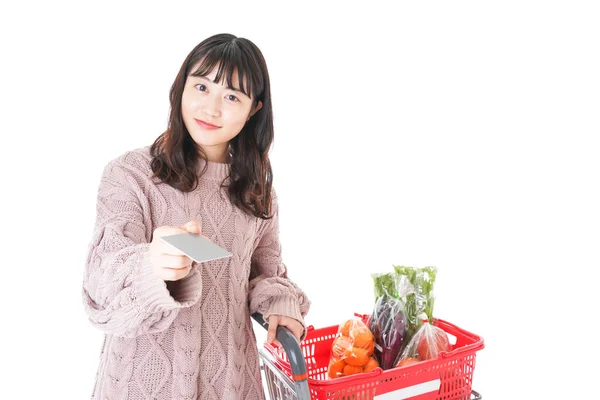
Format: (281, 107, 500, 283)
(227, 94, 240, 102)
(194, 84, 207, 91)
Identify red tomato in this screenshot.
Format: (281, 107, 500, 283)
(396, 357, 421, 368)
(417, 330, 450, 360)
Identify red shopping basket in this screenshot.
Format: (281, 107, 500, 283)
(263, 314, 484, 400)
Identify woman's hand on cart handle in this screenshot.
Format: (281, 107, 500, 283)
(267, 314, 303, 347)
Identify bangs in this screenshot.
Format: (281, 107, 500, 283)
(190, 41, 263, 101)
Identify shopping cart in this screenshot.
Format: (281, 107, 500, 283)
(252, 313, 484, 400)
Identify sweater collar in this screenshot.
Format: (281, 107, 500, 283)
(196, 157, 231, 181)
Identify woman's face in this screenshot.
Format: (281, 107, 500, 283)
(181, 62, 262, 163)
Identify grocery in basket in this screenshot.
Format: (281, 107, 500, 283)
(256, 265, 485, 399)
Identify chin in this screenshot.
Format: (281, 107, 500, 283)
(189, 133, 226, 147)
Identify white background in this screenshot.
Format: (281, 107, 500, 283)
(0, 1, 598, 399)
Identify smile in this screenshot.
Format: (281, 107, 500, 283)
(195, 119, 220, 129)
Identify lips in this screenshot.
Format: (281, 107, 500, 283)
(195, 119, 220, 129)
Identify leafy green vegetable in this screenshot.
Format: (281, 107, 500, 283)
(372, 266, 438, 348)
(392, 265, 438, 339)
(372, 272, 398, 300)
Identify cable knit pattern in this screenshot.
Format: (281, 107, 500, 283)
(82, 145, 310, 399)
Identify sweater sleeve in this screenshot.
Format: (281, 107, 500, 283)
(81, 156, 203, 338)
(248, 187, 311, 340)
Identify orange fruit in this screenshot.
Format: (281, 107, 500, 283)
(353, 329, 374, 352)
(363, 357, 379, 373)
(341, 318, 372, 338)
(340, 320, 353, 337)
(328, 359, 346, 379)
(366, 340, 375, 355)
(343, 364, 363, 376)
(331, 336, 352, 359)
(344, 347, 370, 367)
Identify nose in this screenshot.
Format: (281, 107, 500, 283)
(201, 94, 222, 119)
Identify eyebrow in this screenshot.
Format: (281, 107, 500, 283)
(191, 75, 247, 96)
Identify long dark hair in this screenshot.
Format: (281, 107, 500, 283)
(150, 33, 275, 219)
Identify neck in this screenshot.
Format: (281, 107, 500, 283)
(196, 157, 231, 181)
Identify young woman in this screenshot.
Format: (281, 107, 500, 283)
(82, 33, 310, 399)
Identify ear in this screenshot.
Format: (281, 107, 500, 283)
(252, 101, 263, 117)
(247, 101, 263, 121)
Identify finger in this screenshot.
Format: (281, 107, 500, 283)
(162, 266, 191, 281)
(154, 227, 188, 256)
(294, 324, 304, 342)
(276, 317, 302, 343)
(267, 318, 278, 344)
(156, 253, 192, 269)
(291, 327, 302, 343)
(282, 325, 301, 343)
(181, 220, 201, 234)
(158, 240, 188, 256)
(154, 225, 187, 238)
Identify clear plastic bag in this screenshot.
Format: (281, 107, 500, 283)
(393, 266, 438, 339)
(369, 274, 409, 370)
(394, 313, 451, 368)
(327, 317, 379, 379)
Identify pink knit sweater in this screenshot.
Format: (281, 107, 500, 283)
(82, 145, 310, 399)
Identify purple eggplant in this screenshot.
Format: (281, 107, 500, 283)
(371, 296, 407, 370)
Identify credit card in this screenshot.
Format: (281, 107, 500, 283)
(160, 232, 233, 263)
